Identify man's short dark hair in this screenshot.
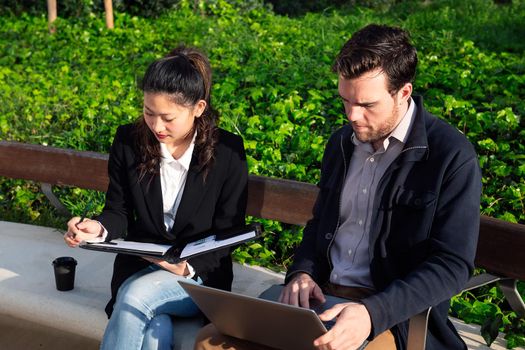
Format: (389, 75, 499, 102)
(333, 24, 418, 94)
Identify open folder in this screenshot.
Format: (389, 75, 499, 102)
(79, 223, 262, 263)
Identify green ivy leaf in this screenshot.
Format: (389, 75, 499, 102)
(481, 313, 503, 346)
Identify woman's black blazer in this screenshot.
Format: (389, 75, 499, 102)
(96, 123, 248, 316)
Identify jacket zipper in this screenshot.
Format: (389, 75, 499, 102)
(400, 145, 427, 154)
(326, 135, 348, 273)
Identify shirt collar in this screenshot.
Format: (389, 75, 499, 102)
(159, 132, 197, 171)
(390, 96, 416, 144)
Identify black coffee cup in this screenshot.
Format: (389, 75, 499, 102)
(52, 256, 77, 291)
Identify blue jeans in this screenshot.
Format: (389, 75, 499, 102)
(100, 265, 202, 350)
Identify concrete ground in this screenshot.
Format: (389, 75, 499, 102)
(0, 314, 99, 350)
(0, 314, 513, 350)
(0, 221, 521, 350)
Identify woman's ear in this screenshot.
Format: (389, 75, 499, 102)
(194, 100, 207, 118)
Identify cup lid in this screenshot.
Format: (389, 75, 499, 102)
(52, 256, 77, 266)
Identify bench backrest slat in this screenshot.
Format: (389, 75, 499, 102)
(477, 215, 525, 280)
(1, 140, 524, 280)
(248, 175, 317, 226)
(0, 141, 109, 191)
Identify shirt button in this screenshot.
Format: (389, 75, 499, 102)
(325, 232, 333, 240)
(332, 273, 338, 279)
(348, 249, 352, 256)
(369, 157, 375, 162)
(362, 188, 367, 194)
(358, 220, 363, 226)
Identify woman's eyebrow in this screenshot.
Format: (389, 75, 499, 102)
(143, 105, 172, 117)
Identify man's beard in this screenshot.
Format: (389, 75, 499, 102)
(352, 104, 401, 147)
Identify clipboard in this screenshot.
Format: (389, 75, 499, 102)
(79, 223, 262, 263)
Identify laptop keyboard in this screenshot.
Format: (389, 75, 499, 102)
(322, 319, 336, 330)
(309, 299, 336, 330)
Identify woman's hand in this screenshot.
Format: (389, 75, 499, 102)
(64, 216, 103, 247)
(143, 257, 189, 276)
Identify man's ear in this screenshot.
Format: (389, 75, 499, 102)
(398, 82, 412, 104)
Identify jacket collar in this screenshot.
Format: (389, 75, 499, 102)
(170, 152, 209, 238)
(400, 95, 429, 162)
(139, 168, 165, 237)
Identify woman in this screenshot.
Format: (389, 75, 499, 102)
(64, 46, 248, 350)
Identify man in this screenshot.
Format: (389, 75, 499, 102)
(195, 24, 481, 350)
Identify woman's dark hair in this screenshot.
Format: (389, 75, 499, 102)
(333, 24, 418, 95)
(134, 46, 219, 181)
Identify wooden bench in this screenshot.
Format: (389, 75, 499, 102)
(1, 140, 524, 349)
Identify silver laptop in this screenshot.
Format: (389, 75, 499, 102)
(179, 281, 356, 350)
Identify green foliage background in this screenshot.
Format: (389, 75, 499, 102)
(1, 0, 524, 347)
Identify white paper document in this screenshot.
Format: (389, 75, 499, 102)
(81, 225, 260, 261)
(86, 240, 172, 255)
(179, 230, 257, 259)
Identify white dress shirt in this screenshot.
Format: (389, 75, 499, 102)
(159, 134, 195, 232)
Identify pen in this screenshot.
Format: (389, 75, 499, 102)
(78, 201, 93, 225)
(86, 241, 117, 245)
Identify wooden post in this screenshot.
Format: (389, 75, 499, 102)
(104, 0, 114, 29)
(47, 0, 57, 34)
(194, 0, 205, 16)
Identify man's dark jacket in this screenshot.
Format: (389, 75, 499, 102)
(287, 96, 482, 349)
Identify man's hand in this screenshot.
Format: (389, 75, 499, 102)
(143, 257, 189, 276)
(314, 302, 371, 350)
(278, 272, 325, 309)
